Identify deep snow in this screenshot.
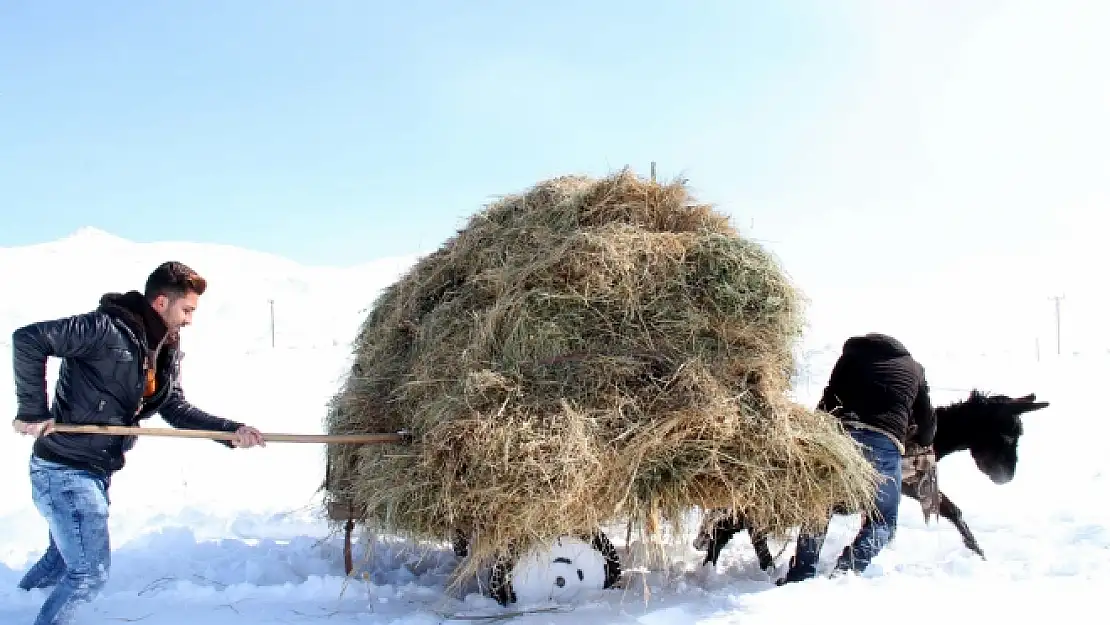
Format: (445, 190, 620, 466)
(1, 229, 1104, 623)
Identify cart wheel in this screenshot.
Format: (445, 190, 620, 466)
(488, 530, 621, 606)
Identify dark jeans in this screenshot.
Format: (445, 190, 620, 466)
(18, 455, 112, 625)
(782, 427, 902, 583)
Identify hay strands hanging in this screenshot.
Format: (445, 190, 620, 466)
(50, 424, 412, 445)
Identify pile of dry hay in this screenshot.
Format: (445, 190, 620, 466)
(323, 168, 878, 584)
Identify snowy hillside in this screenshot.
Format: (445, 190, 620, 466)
(1, 230, 1105, 623)
(0, 227, 421, 354)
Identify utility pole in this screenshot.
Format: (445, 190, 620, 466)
(1048, 295, 1064, 355)
(269, 299, 276, 348)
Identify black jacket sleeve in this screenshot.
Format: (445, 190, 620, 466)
(817, 384, 838, 414)
(11, 313, 114, 422)
(910, 377, 937, 447)
(816, 358, 848, 415)
(158, 357, 243, 448)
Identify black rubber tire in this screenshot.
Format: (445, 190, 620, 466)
(589, 530, 622, 590)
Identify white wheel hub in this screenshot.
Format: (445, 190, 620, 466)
(508, 535, 608, 604)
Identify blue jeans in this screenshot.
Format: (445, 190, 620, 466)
(782, 427, 902, 582)
(18, 455, 112, 625)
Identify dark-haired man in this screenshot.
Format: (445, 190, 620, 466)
(10, 261, 265, 625)
(779, 332, 936, 584)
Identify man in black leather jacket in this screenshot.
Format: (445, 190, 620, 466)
(779, 332, 936, 584)
(10, 261, 265, 625)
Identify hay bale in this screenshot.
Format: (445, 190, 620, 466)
(323, 168, 878, 584)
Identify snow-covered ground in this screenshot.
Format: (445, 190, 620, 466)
(0, 229, 1105, 623)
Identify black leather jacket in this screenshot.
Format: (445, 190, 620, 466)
(817, 333, 937, 448)
(12, 290, 242, 477)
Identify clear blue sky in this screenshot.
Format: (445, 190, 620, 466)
(2, 1, 1106, 314)
(1, 0, 878, 266)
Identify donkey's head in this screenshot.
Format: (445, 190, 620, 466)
(952, 390, 1049, 485)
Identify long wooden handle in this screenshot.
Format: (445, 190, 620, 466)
(50, 424, 408, 444)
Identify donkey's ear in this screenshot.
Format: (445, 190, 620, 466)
(1011, 394, 1049, 414)
(1021, 401, 1050, 413)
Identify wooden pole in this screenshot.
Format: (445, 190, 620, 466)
(344, 518, 355, 575)
(50, 424, 408, 445)
(1048, 294, 1064, 355)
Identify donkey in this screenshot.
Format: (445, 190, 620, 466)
(694, 389, 1050, 570)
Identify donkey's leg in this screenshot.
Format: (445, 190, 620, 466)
(748, 527, 775, 571)
(703, 518, 742, 567)
(937, 491, 986, 559)
(695, 509, 748, 567)
(900, 481, 917, 499)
